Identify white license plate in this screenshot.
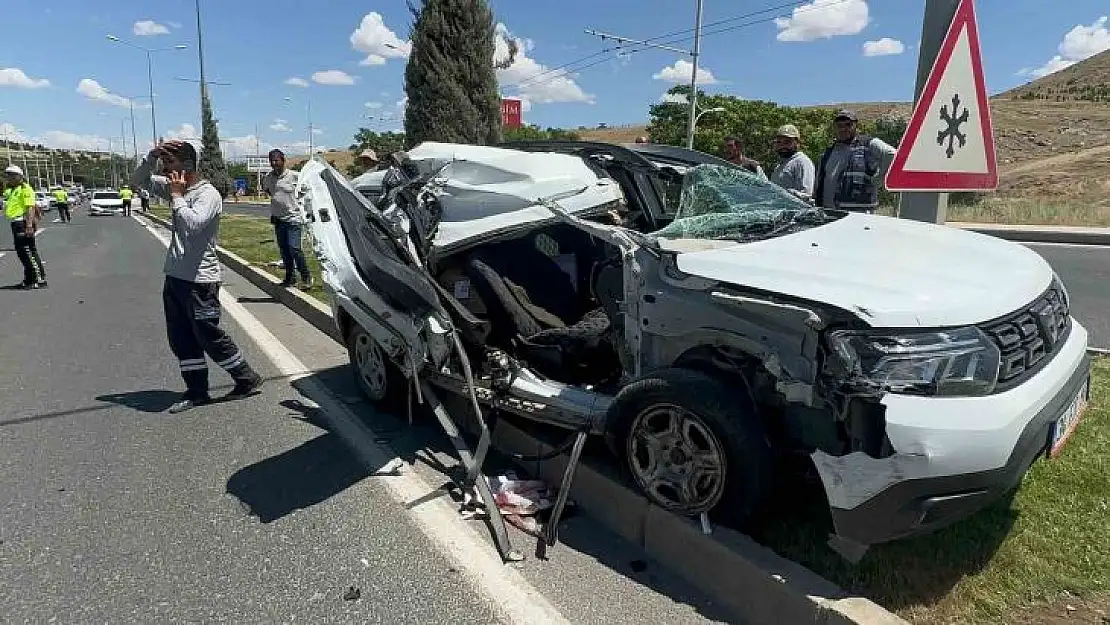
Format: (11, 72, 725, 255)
(1049, 377, 1090, 458)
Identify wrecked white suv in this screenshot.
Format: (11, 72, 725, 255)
(297, 140, 1091, 553)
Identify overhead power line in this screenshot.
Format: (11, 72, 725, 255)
(515, 0, 859, 93)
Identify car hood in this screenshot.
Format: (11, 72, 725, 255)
(92, 199, 123, 205)
(669, 212, 1054, 328)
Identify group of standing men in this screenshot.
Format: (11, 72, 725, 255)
(722, 109, 898, 213)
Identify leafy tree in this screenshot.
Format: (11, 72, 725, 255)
(346, 129, 407, 176)
(403, 0, 514, 147)
(199, 90, 232, 197)
(502, 125, 582, 142)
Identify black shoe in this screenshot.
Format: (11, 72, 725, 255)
(168, 394, 212, 414)
(33, 280, 47, 289)
(280, 279, 296, 288)
(225, 370, 263, 399)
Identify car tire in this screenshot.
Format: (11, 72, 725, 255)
(346, 324, 408, 411)
(605, 367, 772, 526)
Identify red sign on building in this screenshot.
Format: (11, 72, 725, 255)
(501, 98, 522, 129)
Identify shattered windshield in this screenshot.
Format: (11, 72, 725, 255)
(649, 164, 825, 242)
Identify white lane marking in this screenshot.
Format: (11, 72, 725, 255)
(1021, 241, 1110, 250)
(139, 215, 570, 625)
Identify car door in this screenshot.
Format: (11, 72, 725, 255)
(297, 157, 443, 354)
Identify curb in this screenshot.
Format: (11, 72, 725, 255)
(144, 213, 1101, 624)
(950, 223, 1110, 246)
(143, 212, 905, 624)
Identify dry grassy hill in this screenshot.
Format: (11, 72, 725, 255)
(1003, 49, 1110, 102)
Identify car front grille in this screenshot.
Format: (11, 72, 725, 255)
(982, 283, 1071, 391)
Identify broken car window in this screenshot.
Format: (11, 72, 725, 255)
(649, 164, 824, 242)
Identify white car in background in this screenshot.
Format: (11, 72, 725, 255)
(35, 191, 52, 212)
(89, 190, 124, 216)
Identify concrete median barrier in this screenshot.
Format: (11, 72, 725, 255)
(951, 222, 1110, 246)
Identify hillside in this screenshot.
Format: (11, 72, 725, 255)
(1003, 48, 1110, 103)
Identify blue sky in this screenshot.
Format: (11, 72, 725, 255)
(2, 0, 1108, 157)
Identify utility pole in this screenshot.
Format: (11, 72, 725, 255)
(585, 0, 707, 149)
(685, 0, 705, 150)
(196, 0, 208, 105)
(897, 0, 961, 224)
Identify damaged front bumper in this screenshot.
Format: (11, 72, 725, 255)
(815, 319, 1091, 546)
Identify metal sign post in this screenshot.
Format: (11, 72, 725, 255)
(894, 0, 964, 223)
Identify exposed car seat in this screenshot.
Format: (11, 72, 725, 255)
(464, 240, 621, 385)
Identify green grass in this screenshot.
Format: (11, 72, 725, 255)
(167, 204, 1110, 623)
(149, 206, 328, 303)
(758, 357, 1110, 624)
(877, 197, 1110, 227)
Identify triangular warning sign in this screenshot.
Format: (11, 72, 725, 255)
(885, 0, 997, 192)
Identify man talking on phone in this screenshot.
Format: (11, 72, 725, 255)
(131, 140, 264, 413)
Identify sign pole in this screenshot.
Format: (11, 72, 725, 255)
(897, 0, 962, 224)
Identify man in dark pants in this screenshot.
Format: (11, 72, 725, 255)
(261, 149, 312, 289)
(53, 186, 72, 223)
(3, 165, 47, 289)
(131, 140, 263, 414)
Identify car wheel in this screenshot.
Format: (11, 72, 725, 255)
(346, 325, 407, 410)
(606, 368, 772, 525)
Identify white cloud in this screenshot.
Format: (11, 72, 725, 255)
(133, 20, 170, 36)
(365, 101, 383, 109)
(775, 0, 870, 42)
(76, 79, 134, 108)
(312, 70, 356, 86)
(0, 67, 50, 89)
(222, 135, 271, 158)
(1026, 16, 1110, 78)
(312, 128, 325, 136)
(0, 122, 29, 144)
(863, 37, 905, 57)
(659, 92, 689, 104)
(167, 21, 182, 29)
(284, 77, 310, 88)
(350, 12, 411, 66)
(41, 130, 113, 152)
(652, 59, 719, 85)
(270, 119, 291, 132)
(165, 123, 199, 140)
(494, 23, 594, 108)
(396, 96, 409, 110)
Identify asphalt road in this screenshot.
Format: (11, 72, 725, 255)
(1024, 243, 1110, 350)
(0, 213, 736, 625)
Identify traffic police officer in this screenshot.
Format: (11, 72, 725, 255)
(130, 140, 263, 413)
(3, 165, 47, 289)
(119, 185, 134, 216)
(53, 186, 71, 223)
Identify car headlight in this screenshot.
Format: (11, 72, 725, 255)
(828, 326, 1001, 396)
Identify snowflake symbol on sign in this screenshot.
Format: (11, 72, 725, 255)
(936, 94, 970, 158)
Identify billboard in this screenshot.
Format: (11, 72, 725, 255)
(501, 98, 523, 129)
(245, 156, 270, 173)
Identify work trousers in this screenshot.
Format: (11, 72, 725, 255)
(57, 203, 71, 222)
(122, 200, 132, 216)
(10, 220, 45, 285)
(162, 276, 254, 397)
(273, 219, 310, 284)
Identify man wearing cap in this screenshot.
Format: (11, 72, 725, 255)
(3, 165, 47, 289)
(131, 139, 264, 413)
(769, 124, 816, 202)
(262, 148, 312, 289)
(813, 109, 897, 213)
(355, 148, 380, 172)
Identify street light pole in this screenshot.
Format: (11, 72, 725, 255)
(585, 0, 707, 150)
(146, 49, 158, 145)
(106, 36, 187, 147)
(684, 0, 705, 150)
(195, 0, 207, 104)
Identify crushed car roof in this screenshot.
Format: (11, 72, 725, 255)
(395, 142, 625, 252)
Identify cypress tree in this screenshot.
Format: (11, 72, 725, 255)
(403, 0, 513, 147)
(199, 89, 232, 197)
